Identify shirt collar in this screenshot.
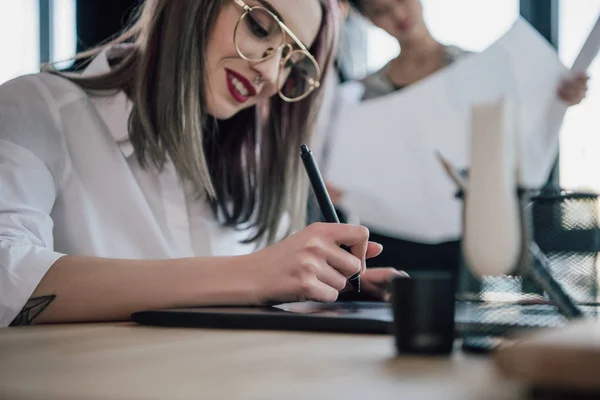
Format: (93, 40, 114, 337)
(83, 45, 135, 158)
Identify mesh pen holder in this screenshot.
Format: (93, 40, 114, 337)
(456, 189, 592, 336)
(530, 190, 600, 303)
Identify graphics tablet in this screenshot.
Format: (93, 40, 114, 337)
(131, 301, 600, 335)
(132, 302, 393, 334)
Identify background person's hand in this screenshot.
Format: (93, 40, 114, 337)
(360, 268, 409, 301)
(558, 73, 589, 106)
(245, 223, 382, 305)
(325, 181, 344, 206)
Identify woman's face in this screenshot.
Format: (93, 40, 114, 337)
(361, 0, 426, 43)
(204, 0, 323, 120)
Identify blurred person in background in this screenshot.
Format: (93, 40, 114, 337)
(325, 0, 588, 272)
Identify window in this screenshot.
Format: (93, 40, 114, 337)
(53, 0, 77, 69)
(0, 0, 39, 84)
(0, 0, 76, 85)
(558, 1, 600, 192)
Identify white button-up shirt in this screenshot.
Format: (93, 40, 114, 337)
(0, 46, 285, 327)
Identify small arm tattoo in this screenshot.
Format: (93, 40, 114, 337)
(10, 295, 56, 326)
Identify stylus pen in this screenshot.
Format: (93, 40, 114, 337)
(528, 243, 584, 319)
(300, 144, 360, 294)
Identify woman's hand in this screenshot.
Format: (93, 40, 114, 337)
(558, 73, 589, 106)
(359, 268, 409, 301)
(245, 223, 382, 304)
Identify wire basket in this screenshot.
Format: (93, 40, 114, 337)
(531, 191, 600, 303)
(456, 190, 600, 336)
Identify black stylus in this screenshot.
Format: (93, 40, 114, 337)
(300, 144, 360, 294)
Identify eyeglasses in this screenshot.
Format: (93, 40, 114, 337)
(232, 0, 322, 102)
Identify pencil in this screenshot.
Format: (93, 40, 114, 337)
(436, 151, 468, 191)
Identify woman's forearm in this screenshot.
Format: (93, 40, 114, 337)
(17, 254, 255, 325)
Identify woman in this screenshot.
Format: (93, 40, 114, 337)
(330, 0, 589, 271)
(0, 0, 403, 327)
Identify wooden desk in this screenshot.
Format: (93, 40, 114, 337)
(0, 323, 523, 400)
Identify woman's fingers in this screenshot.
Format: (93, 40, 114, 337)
(366, 242, 383, 259)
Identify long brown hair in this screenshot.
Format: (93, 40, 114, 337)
(57, 0, 340, 245)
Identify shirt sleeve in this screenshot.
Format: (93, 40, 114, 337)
(0, 76, 67, 327)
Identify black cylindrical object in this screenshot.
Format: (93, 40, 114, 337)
(390, 272, 455, 355)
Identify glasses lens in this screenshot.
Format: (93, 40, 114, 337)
(235, 8, 284, 60)
(279, 51, 320, 100)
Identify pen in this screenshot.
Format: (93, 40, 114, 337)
(436, 151, 468, 191)
(528, 243, 584, 319)
(300, 144, 360, 294)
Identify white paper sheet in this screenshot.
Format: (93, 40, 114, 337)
(325, 17, 570, 243)
(571, 14, 600, 74)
